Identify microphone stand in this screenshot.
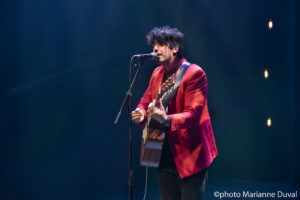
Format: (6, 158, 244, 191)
(114, 57, 145, 200)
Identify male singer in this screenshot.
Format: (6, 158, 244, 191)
(131, 26, 218, 200)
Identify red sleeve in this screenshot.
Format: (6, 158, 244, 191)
(168, 66, 207, 130)
(136, 68, 160, 118)
(137, 85, 152, 118)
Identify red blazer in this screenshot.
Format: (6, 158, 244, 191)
(137, 59, 218, 179)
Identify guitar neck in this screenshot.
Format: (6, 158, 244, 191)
(155, 88, 161, 103)
(154, 74, 175, 105)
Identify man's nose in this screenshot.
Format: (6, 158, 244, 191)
(153, 45, 158, 53)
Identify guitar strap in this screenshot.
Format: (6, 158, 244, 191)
(161, 61, 192, 108)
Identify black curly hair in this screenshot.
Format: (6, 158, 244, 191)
(146, 25, 184, 59)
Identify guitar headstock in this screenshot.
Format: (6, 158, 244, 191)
(158, 74, 175, 95)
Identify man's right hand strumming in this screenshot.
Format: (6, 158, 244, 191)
(131, 108, 145, 124)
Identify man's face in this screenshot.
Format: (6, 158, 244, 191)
(152, 43, 178, 63)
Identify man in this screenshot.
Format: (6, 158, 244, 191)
(131, 26, 218, 200)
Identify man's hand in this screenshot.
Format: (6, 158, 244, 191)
(131, 108, 145, 124)
(147, 99, 167, 124)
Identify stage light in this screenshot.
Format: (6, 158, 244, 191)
(268, 19, 273, 29)
(267, 117, 272, 127)
(264, 69, 269, 79)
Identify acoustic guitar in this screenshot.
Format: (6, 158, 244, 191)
(140, 74, 175, 167)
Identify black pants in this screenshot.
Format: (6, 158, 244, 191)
(158, 167, 208, 200)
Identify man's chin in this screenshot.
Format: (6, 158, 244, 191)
(157, 58, 166, 64)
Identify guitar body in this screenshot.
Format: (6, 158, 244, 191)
(140, 117, 165, 167)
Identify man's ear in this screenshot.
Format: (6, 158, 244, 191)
(172, 45, 179, 54)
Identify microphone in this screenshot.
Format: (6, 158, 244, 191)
(133, 52, 157, 60)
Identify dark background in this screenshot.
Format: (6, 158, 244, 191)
(0, 0, 299, 199)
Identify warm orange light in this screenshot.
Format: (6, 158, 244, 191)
(267, 117, 272, 127)
(264, 69, 269, 79)
(268, 19, 273, 29)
